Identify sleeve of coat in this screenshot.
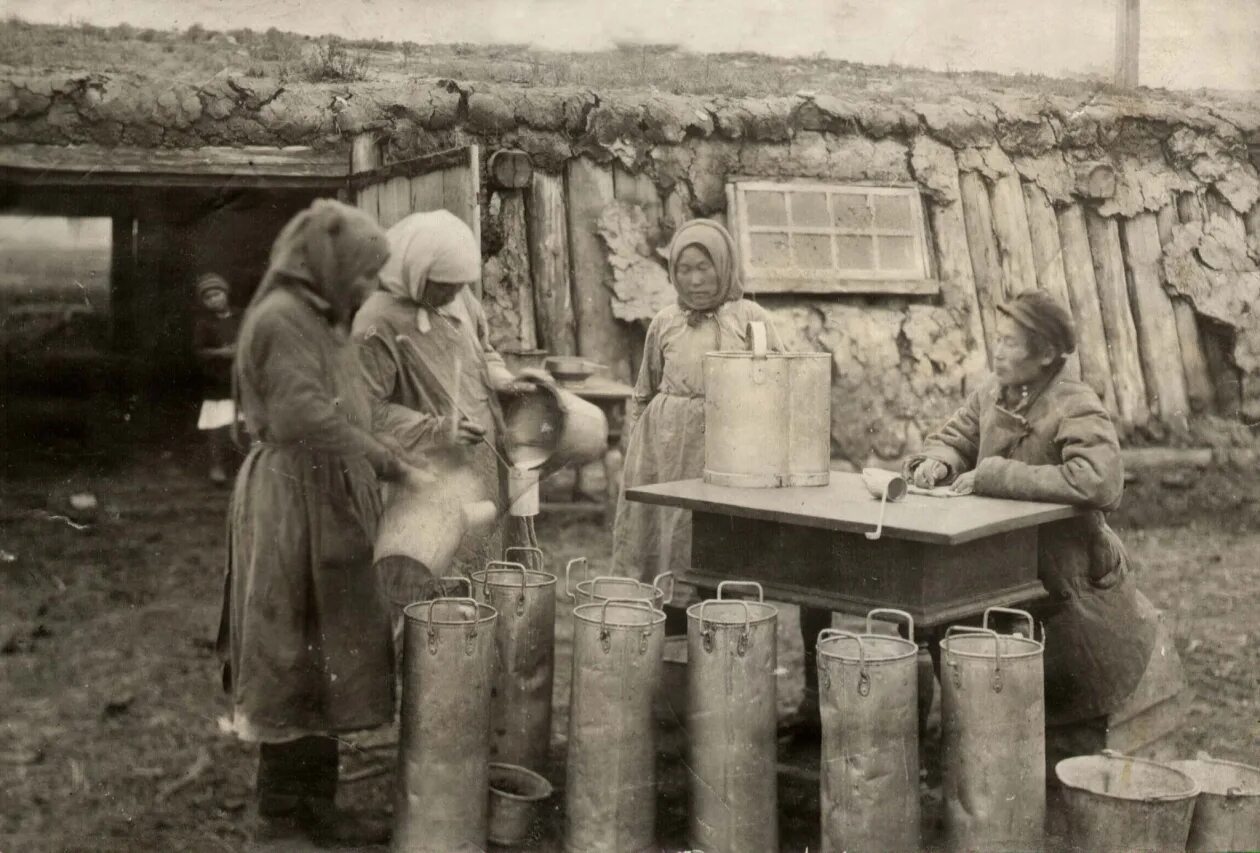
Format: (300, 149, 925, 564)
(909, 387, 984, 478)
(357, 332, 449, 453)
(248, 308, 397, 474)
(974, 388, 1123, 510)
(625, 312, 666, 436)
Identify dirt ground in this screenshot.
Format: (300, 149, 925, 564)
(2, 409, 1258, 853)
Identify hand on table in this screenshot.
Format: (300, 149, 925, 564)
(949, 471, 977, 495)
(909, 459, 948, 489)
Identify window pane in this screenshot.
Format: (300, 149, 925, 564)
(873, 194, 913, 230)
(879, 236, 918, 271)
(790, 192, 831, 227)
(744, 191, 788, 227)
(835, 235, 875, 269)
(750, 232, 792, 268)
(793, 234, 833, 269)
(831, 193, 872, 230)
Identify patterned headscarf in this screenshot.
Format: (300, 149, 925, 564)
(377, 210, 481, 329)
(249, 199, 390, 327)
(667, 219, 744, 324)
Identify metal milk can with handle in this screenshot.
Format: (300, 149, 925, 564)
(565, 598, 666, 853)
(564, 556, 673, 610)
(1171, 757, 1260, 853)
(816, 609, 920, 853)
(939, 607, 1046, 853)
(472, 551, 557, 775)
(703, 320, 832, 488)
(685, 581, 780, 853)
(394, 597, 498, 853)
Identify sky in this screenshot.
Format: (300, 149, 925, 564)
(6, 0, 1259, 92)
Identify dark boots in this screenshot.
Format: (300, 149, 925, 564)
(256, 736, 390, 848)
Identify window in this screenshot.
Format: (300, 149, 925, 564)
(728, 180, 937, 295)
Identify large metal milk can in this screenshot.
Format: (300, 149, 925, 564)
(564, 556, 673, 610)
(565, 598, 666, 853)
(394, 597, 498, 853)
(816, 609, 920, 853)
(472, 556, 557, 775)
(703, 320, 831, 488)
(685, 581, 779, 853)
(939, 607, 1046, 853)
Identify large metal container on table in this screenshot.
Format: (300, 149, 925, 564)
(472, 554, 557, 775)
(939, 608, 1045, 853)
(565, 599, 666, 853)
(703, 321, 831, 488)
(685, 581, 779, 853)
(817, 609, 920, 853)
(394, 597, 498, 853)
(1056, 751, 1199, 852)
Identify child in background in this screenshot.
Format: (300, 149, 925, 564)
(193, 273, 241, 485)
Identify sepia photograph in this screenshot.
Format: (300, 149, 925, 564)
(1, 0, 1258, 850)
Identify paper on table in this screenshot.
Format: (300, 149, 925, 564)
(907, 484, 965, 498)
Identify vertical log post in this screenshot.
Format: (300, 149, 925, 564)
(495, 190, 538, 352)
(959, 172, 1003, 351)
(613, 164, 664, 382)
(1057, 205, 1119, 416)
(988, 175, 1039, 298)
(527, 172, 577, 356)
(1086, 210, 1149, 432)
(1156, 203, 1214, 413)
(1022, 184, 1082, 380)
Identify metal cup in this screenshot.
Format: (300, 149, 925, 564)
(861, 467, 908, 501)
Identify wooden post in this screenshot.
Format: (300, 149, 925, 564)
(566, 157, 632, 383)
(1156, 203, 1215, 413)
(928, 196, 990, 370)
(612, 163, 663, 381)
(1057, 205, 1119, 417)
(958, 172, 1003, 351)
(1022, 184, 1082, 380)
(493, 190, 537, 351)
(1086, 210, 1149, 432)
(1120, 213, 1190, 432)
(527, 172, 577, 356)
(1115, 0, 1140, 88)
(988, 175, 1038, 297)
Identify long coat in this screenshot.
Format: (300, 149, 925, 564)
(217, 286, 396, 742)
(909, 365, 1158, 726)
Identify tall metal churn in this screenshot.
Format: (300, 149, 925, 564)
(939, 607, 1046, 852)
(816, 608, 920, 853)
(394, 596, 498, 853)
(686, 581, 780, 853)
(565, 598, 666, 853)
(564, 555, 673, 609)
(472, 557, 557, 775)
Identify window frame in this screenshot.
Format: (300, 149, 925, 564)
(727, 178, 939, 296)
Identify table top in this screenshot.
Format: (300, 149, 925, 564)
(626, 471, 1081, 545)
(556, 375, 634, 400)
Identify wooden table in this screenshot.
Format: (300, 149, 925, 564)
(626, 471, 1081, 629)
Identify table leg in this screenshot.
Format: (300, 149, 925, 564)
(603, 446, 623, 528)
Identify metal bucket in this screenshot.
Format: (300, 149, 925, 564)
(1169, 758, 1260, 853)
(394, 597, 498, 853)
(472, 554, 558, 774)
(703, 321, 831, 488)
(940, 607, 1046, 853)
(1056, 751, 1199, 852)
(685, 581, 780, 853)
(502, 382, 609, 472)
(566, 598, 666, 853)
(564, 556, 673, 610)
(817, 609, 920, 853)
(487, 762, 554, 847)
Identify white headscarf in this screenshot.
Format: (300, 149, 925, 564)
(378, 210, 481, 330)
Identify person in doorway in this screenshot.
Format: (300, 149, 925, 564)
(192, 273, 240, 485)
(354, 209, 544, 610)
(217, 199, 420, 847)
(904, 289, 1162, 777)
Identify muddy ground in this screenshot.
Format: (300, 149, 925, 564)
(2, 406, 1258, 853)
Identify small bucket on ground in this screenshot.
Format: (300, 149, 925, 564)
(1056, 750, 1200, 853)
(487, 762, 554, 847)
(1170, 757, 1260, 853)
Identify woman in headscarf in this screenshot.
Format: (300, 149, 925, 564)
(217, 199, 413, 847)
(904, 289, 1164, 778)
(611, 218, 784, 583)
(354, 209, 540, 603)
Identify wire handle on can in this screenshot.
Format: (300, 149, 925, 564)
(817, 629, 870, 696)
(482, 560, 528, 616)
(505, 546, 545, 574)
(982, 606, 1037, 641)
(438, 576, 473, 598)
(426, 597, 484, 656)
(717, 580, 765, 602)
(944, 625, 1003, 693)
(652, 571, 676, 605)
(697, 597, 753, 656)
(866, 608, 915, 643)
(597, 597, 657, 655)
(564, 557, 589, 603)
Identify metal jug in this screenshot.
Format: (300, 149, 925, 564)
(1171, 757, 1260, 853)
(564, 556, 673, 609)
(565, 598, 666, 853)
(472, 554, 558, 775)
(817, 609, 920, 853)
(1057, 751, 1199, 852)
(685, 581, 779, 853)
(394, 597, 498, 853)
(940, 607, 1046, 853)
